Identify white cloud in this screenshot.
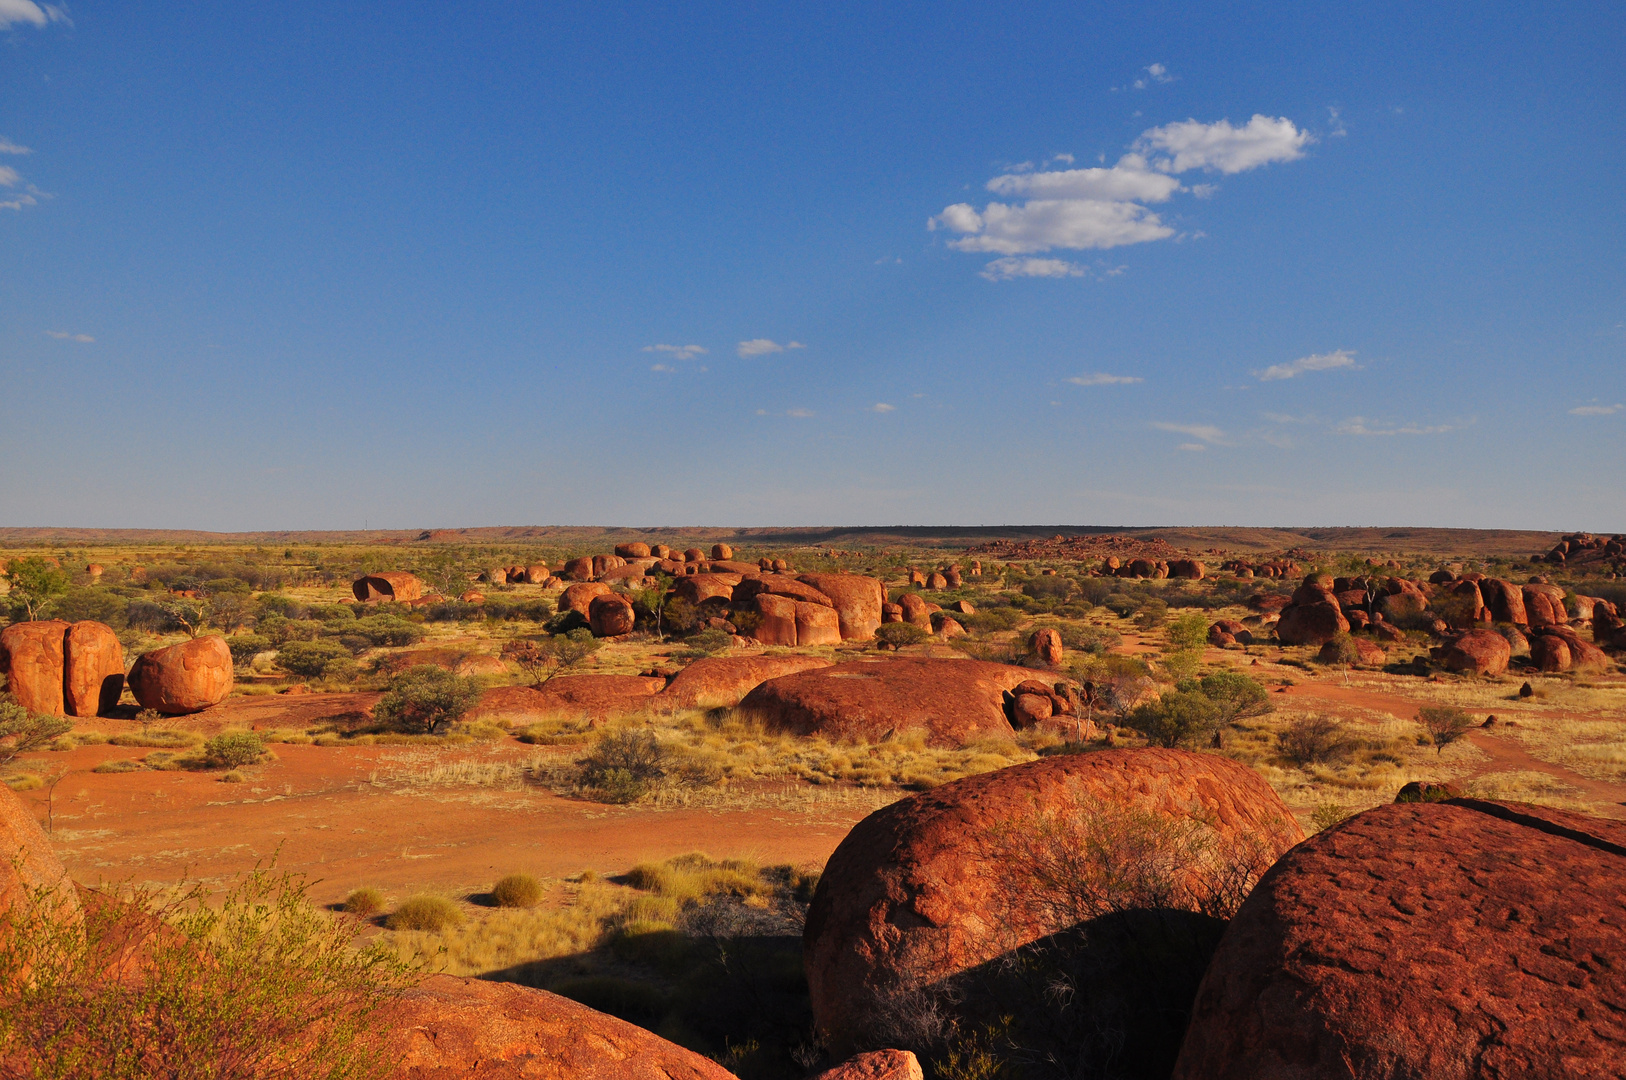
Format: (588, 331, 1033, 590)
(1333, 417, 1454, 436)
(932, 198, 1173, 254)
(0, 0, 69, 28)
(46, 330, 93, 342)
(786, 408, 814, 418)
(932, 116, 1308, 265)
(1254, 349, 1359, 381)
(0, 137, 31, 155)
(1262, 411, 1315, 424)
(1177, 443, 1207, 452)
(1067, 373, 1143, 386)
(1047, 153, 1074, 166)
(649, 363, 675, 373)
(868, 403, 896, 413)
(643, 343, 707, 360)
(1135, 115, 1312, 174)
(1153, 421, 1226, 444)
(1327, 106, 1347, 138)
(737, 339, 805, 358)
(981, 257, 1085, 280)
(1570, 403, 1623, 416)
(0, 165, 20, 186)
(0, 159, 46, 211)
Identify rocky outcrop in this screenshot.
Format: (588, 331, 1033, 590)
(352, 572, 423, 603)
(1530, 625, 1611, 673)
(1523, 582, 1569, 626)
(897, 594, 934, 632)
(382, 974, 737, 1079)
(796, 574, 886, 641)
(809, 1050, 922, 1080)
(62, 621, 125, 717)
(1, 785, 81, 931)
(1173, 799, 1626, 1080)
(739, 658, 1045, 746)
(1029, 628, 1063, 667)
(805, 750, 1304, 1062)
(559, 582, 612, 617)
(1275, 576, 1351, 646)
(126, 636, 235, 714)
(657, 655, 834, 709)
(588, 594, 635, 637)
(1435, 628, 1511, 676)
(614, 542, 651, 559)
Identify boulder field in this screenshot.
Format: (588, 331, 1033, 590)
(803, 749, 1305, 1060)
(1173, 798, 1626, 1080)
(0, 619, 125, 717)
(737, 657, 1051, 746)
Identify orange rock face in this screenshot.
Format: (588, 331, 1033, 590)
(382, 974, 738, 1080)
(127, 636, 234, 714)
(752, 593, 800, 646)
(588, 594, 636, 637)
(559, 582, 612, 617)
(739, 658, 1045, 746)
(898, 593, 933, 631)
(711, 543, 734, 561)
(796, 574, 885, 641)
(0, 619, 70, 715)
(805, 750, 1304, 1060)
(591, 554, 627, 579)
(795, 602, 842, 646)
(1173, 800, 1626, 1080)
(563, 557, 595, 582)
(657, 655, 834, 709)
(351, 572, 424, 603)
(1438, 628, 1511, 675)
(614, 542, 652, 559)
(1029, 627, 1063, 667)
(811, 1049, 922, 1080)
(1, 785, 81, 932)
(63, 621, 125, 716)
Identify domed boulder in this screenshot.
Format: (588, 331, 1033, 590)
(563, 557, 595, 582)
(1173, 799, 1626, 1080)
(1029, 627, 1063, 667)
(351, 572, 423, 603)
(63, 621, 124, 717)
(1523, 582, 1568, 626)
(559, 582, 611, 617)
(810, 1049, 922, 1080)
(591, 554, 627, 580)
(806, 750, 1304, 1065)
(733, 575, 834, 608)
(588, 594, 635, 638)
(797, 602, 843, 646)
(127, 636, 234, 714)
(1531, 625, 1610, 673)
(796, 574, 886, 641)
(614, 542, 651, 559)
(740, 658, 1053, 746)
(672, 573, 742, 606)
(658, 655, 834, 709)
(898, 594, 934, 632)
(752, 593, 800, 646)
(381, 974, 737, 1079)
(0, 619, 70, 715)
(711, 543, 733, 561)
(1437, 628, 1511, 676)
(1276, 578, 1351, 646)
(1, 785, 81, 933)
(1480, 577, 1527, 625)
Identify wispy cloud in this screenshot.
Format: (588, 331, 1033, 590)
(0, 137, 32, 155)
(0, 1, 71, 29)
(1114, 62, 1176, 92)
(1262, 411, 1315, 424)
(1177, 443, 1207, 452)
(981, 256, 1085, 280)
(1333, 417, 1455, 436)
(738, 339, 805, 358)
(1254, 349, 1359, 381)
(46, 330, 94, 343)
(1153, 421, 1226, 444)
(1570, 402, 1623, 416)
(1068, 373, 1143, 386)
(649, 363, 675, 373)
(643, 343, 707, 361)
(1327, 106, 1348, 138)
(867, 403, 896, 413)
(0, 158, 47, 211)
(755, 407, 815, 418)
(931, 115, 1310, 260)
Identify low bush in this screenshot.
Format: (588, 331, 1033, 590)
(1278, 716, 1353, 766)
(108, 729, 202, 749)
(385, 895, 465, 932)
(491, 874, 545, 909)
(276, 639, 351, 677)
(875, 623, 928, 650)
(343, 887, 386, 917)
(350, 615, 425, 648)
(373, 666, 482, 735)
(1, 699, 74, 767)
(579, 731, 668, 803)
(1057, 624, 1120, 654)
(203, 732, 267, 770)
(92, 759, 144, 774)
(226, 634, 272, 667)
(1417, 705, 1475, 754)
(1124, 690, 1219, 749)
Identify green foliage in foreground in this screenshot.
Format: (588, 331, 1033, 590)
(0, 867, 413, 1080)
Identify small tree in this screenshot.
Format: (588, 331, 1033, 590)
(1125, 691, 1220, 749)
(4, 557, 69, 621)
(875, 623, 929, 651)
(1278, 716, 1351, 766)
(373, 666, 482, 735)
(1417, 705, 1475, 755)
(0, 698, 73, 768)
(501, 629, 601, 687)
(1320, 632, 1360, 684)
(1165, 612, 1208, 654)
(1197, 671, 1274, 727)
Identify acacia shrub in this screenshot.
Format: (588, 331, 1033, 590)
(373, 666, 482, 735)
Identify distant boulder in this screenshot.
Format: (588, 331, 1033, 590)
(352, 572, 423, 603)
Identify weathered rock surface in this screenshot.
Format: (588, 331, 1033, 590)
(805, 749, 1304, 1060)
(559, 582, 612, 617)
(1, 784, 81, 930)
(588, 594, 636, 637)
(482, 676, 665, 721)
(1437, 628, 1512, 676)
(352, 572, 424, 603)
(739, 658, 1045, 746)
(127, 636, 234, 714)
(658, 655, 835, 709)
(0, 619, 70, 715)
(797, 574, 886, 641)
(614, 542, 651, 559)
(752, 593, 800, 646)
(809, 1049, 922, 1080)
(1276, 577, 1351, 646)
(383, 974, 738, 1080)
(63, 620, 124, 717)
(898, 593, 934, 631)
(1523, 582, 1569, 626)
(563, 557, 596, 582)
(1029, 627, 1063, 667)
(1172, 799, 1626, 1080)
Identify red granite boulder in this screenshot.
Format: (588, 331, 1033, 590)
(658, 655, 834, 709)
(806, 750, 1304, 1060)
(796, 602, 842, 646)
(1173, 799, 1626, 1080)
(614, 542, 651, 559)
(563, 557, 595, 582)
(63, 621, 125, 717)
(559, 582, 612, 617)
(352, 572, 423, 603)
(710, 543, 733, 561)
(752, 593, 800, 646)
(898, 594, 934, 632)
(127, 636, 234, 714)
(588, 594, 635, 637)
(797, 574, 886, 641)
(1, 784, 81, 932)
(1522, 583, 1568, 626)
(1437, 628, 1511, 676)
(0, 619, 70, 715)
(809, 1049, 922, 1080)
(1029, 627, 1064, 667)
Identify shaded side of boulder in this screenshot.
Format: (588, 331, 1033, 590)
(352, 572, 423, 603)
(1172, 800, 1626, 1080)
(1, 785, 82, 931)
(588, 594, 635, 637)
(63, 620, 125, 717)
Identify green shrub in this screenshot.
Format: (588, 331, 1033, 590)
(490, 874, 544, 909)
(321, 657, 360, 683)
(1196, 671, 1273, 726)
(1058, 624, 1120, 654)
(203, 732, 267, 769)
(579, 731, 668, 802)
(1102, 593, 1139, 618)
(1278, 716, 1352, 766)
(875, 623, 928, 650)
(1165, 612, 1208, 653)
(0, 698, 74, 767)
(343, 887, 386, 917)
(385, 895, 464, 932)
(683, 628, 733, 655)
(373, 666, 482, 735)
(1133, 599, 1169, 630)
(1417, 705, 1474, 755)
(226, 634, 272, 667)
(92, 759, 144, 774)
(276, 639, 351, 677)
(349, 615, 425, 648)
(1124, 690, 1219, 749)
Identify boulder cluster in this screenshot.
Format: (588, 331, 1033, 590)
(1098, 556, 1206, 579)
(1539, 531, 1626, 573)
(0, 619, 125, 716)
(1220, 558, 1303, 579)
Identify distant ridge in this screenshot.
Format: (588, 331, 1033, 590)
(0, 525, 1560, 557)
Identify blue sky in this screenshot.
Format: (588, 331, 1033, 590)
(2, 2, 1622, 531)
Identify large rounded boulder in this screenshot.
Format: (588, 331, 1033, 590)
(658, 655, 835, 709)
(805, 750, 1304, 1066)
(0, 619, 70, 715)
(352, 572, 423, 603)
(1173, 799, 1626, 1080)
(796, 574, 886, 641)
(739, 658, 1045, 746)
(1437, 628, 1512, 675)
(1276, 577, 1351, 646)
(380, 974, 737, 1079)
(63, 621, 125, 717)
(127, 636, 234, 714)
(1, 785, 81, 931)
